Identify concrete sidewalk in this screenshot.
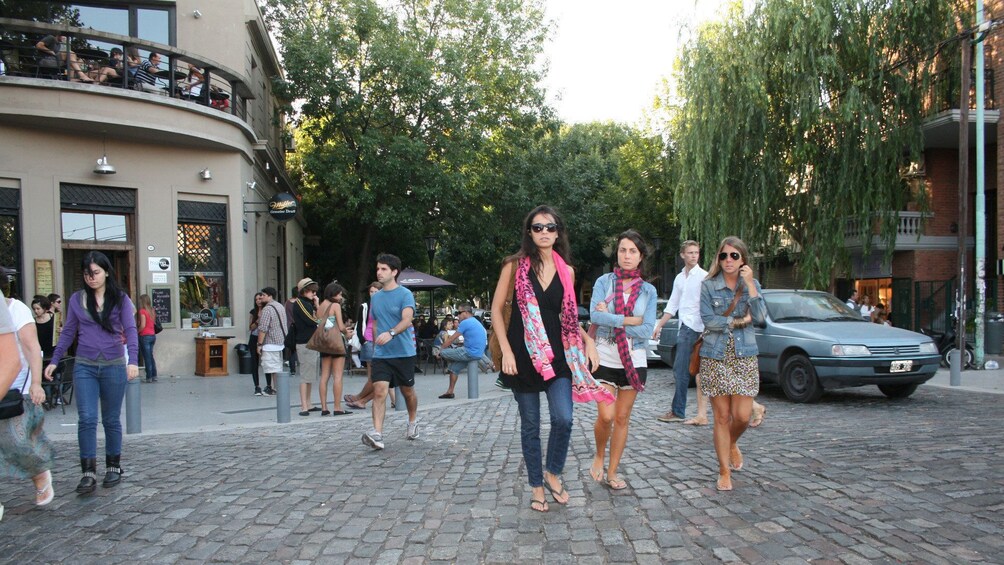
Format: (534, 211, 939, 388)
(924, 354, 1004, 394)
(41, 362, 510, 438)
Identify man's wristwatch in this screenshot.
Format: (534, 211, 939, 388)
(389, 329, 396, 337)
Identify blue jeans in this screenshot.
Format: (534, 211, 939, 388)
(74, 361, 127, 459)
(139, 335, 157, 378)
(672, 324, 700, 418)
(511, 377, 573, 487)
(440, 347, 478, 375)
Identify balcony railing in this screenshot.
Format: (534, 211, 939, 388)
(923, 66, 996, 116)
(844, 211, 930, 241)
(0, 18, 252, 120)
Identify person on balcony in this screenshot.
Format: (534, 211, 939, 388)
(133, 52, 163, 94)
(35, 34, 94, 83)
(180, 63, 205, 101)
(89, 47, 123, 85)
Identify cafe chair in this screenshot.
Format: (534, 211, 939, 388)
(42, 356, 75, 414)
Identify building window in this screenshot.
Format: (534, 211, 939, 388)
(60, 212, 128, 242)
(177, 201, 228, 327)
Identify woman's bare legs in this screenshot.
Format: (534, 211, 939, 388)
(605, 388, 638, 488)
(591, 383, 617, 481)
(318, 356, 334, 412)
(710, 394, 753, 490)
(683, 375, 709, 425)
(332, 356, 345, 412)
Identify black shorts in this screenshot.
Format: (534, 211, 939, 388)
(593, 364, 647, 390)
(371, 356, 416, 388)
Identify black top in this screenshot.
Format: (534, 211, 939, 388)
(36, 317, 55, 359)
(291, 298, 318, 344)
(501, 272, 571, 393)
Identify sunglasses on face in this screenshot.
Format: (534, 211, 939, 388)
(530, 223, 559, 233)
(718, 252, 742, 261)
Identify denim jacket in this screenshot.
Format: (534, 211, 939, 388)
(589, 273, 657, 350)
(698, 273, 766, 360)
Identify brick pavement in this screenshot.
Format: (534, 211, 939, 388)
(1, 368, 1001, 563)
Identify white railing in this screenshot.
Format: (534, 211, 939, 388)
(844, 211, 929, 240)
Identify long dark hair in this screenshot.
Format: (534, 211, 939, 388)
(505, 205, 572, 274)
(613, 229, 649, 275)
(323, 282, 345, 302)
(81, 251, 125, 333)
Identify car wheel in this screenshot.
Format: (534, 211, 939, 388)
(780, 354, 823, 403)
(878, 383, 919, 399)
(940, 346, 974, 369)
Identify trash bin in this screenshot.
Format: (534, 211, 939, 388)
(234, 343, 254, 374)
(986, 314, 1004, 355)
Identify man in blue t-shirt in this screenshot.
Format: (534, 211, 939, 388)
(362, 254, 419, 450)
(437, 304, 487, 399)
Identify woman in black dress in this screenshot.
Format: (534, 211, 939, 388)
(491, 205, 611, 513)
(31, 296, 55, 359)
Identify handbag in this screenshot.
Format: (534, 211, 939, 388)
(689, 288, 744, 377)
(0, 379, 29, 420)
(488, 261, 518, 372)
(306, 303, 346, 355)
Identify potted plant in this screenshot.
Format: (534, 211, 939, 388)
(217, 306, 232, 327)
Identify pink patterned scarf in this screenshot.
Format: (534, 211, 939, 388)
(613, 268, 645, 392)
(515, 254, 615, 404)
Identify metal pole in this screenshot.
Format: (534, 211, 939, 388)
(276, 370, 291, 423)
(974, 0, 987, 369)
(125, 377, 141, 434)
(953, 39, 972, 387)
(467, 359, 479, 399)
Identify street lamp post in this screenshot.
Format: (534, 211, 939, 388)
(651, 236, 663, 297)
(425, 235, 438, 316)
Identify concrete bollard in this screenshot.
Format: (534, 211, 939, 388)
(277, 370, 291, 423)
(125, 377, 141, 434)
(466, 360, 479, 399)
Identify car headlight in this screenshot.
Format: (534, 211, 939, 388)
(831, 344, 871, 356)
(919, 341, 938, 354)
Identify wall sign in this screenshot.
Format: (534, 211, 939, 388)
(34, 259, 53, 296)
(148, 257, 172, 271)
(148, 285, 174, 328)
(268, 192, 298, 222)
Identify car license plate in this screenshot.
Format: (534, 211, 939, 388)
(890, 360, 913, 373)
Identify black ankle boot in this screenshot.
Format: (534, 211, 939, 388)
(102, 454, 123, 488)
(77, 457, 97, 494)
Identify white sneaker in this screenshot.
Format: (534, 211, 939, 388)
(362, 430, 384, 450)
(407, 419, 420, 440)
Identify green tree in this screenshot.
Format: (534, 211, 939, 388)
(264, 0, 551, 300)
(669, 0, 962, 288)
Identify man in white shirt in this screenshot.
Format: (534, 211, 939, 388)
(653, 241, 706, 423)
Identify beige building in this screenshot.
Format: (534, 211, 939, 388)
(0, 1, 302, 375)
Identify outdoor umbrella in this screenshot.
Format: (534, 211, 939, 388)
(397, 267, 455, 320)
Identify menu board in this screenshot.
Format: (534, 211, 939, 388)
(34, 259, 53, 296)
(148, 285, 174, 328)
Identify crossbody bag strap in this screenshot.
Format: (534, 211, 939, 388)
(722, 286, 744, 318)
(269, 303, 287, 337)
(296, 298, 317, 323)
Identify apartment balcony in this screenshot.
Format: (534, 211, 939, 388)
(0, 18, 290, 177)
(922, 67, 999, 149)
(843, 211, 968, 251)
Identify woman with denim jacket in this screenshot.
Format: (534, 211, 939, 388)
(698, 236, 766, 491)
(587, 230, 657, 490)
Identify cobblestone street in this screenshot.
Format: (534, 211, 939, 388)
(0, 367, 1001, 563)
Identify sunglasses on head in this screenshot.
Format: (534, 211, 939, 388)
(530, 223, 559, 233)
(718, 251, 742, 261)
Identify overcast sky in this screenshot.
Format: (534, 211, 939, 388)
(540, 0, 730, 125)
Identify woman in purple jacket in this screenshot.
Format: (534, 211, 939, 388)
(44, 252, 139, 494)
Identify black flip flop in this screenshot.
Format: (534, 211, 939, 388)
(331, 410, 351, 416)
(543, 476, 568, 505)
(438, 393, 455, 399)
(298, 411, 310, 416)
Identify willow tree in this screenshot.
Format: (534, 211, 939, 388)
(671, 0, 963, 288)
(264, 0, 550, 298)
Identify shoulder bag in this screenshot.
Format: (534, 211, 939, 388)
(689, 287, 743, 377)
(306, 303, 346, 355)
(0, 376, 30, 420)
(488, 261, 518, 371)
